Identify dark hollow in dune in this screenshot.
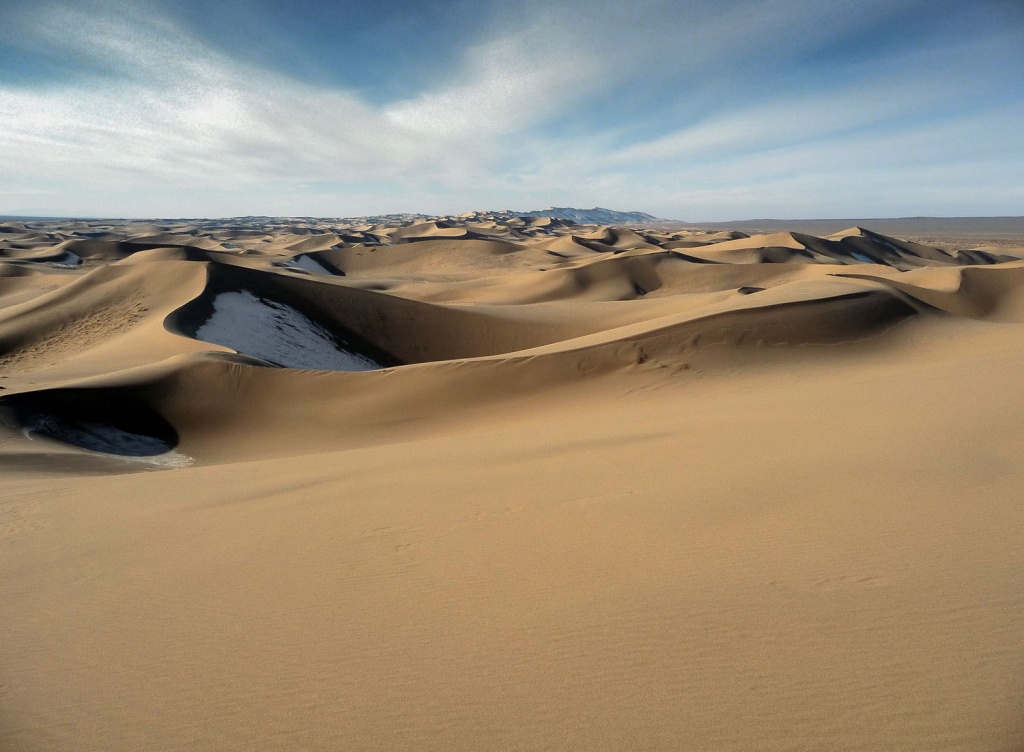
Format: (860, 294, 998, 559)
(168, 264, 401, 371)
(3, 389, 179, 457)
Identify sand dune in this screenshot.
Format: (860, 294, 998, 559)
(2, 213, 1023, 751)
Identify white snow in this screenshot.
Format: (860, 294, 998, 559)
(49, 251, 82, 268)
(131, 451, 194, 468)
(291, 254, 336, 275)
(195, 290, 382, 371)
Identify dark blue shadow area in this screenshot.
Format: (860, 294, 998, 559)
(3, 389, 178, 457)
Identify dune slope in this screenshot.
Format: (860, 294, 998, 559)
(1, 215, 1023, 751)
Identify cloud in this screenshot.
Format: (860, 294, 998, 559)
(0, 1, 600, 214)
(384, 27, 601, 138)
(0, 0, 1021, 217)
(507, 96, 1024, 219)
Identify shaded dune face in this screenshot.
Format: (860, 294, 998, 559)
(167, 263, 401, 370)
(165, 260, 597, 366)
(195, 290, 383, 371)
(1, 389, 178, 457)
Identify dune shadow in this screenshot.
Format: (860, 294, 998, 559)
(1, 389, 179, 457)
(195, 289, 385, 371)
(167, 264, 401, 371)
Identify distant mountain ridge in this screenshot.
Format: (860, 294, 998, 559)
(2, 208, 671, 226)
(342, 207, 671, 227)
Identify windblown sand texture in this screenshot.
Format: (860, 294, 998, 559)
(2, 212, 1024, 750)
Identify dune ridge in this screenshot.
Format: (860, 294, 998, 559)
(1, 214, 1023, 751)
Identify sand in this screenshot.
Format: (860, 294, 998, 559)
(2, 212, 1023, 750)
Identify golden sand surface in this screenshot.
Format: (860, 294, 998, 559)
(2, 212, 1023, 750)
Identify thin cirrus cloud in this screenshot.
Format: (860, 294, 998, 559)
(0, 0, 1021, 219)
(1, 1, 605, 216)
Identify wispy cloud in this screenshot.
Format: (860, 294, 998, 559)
(0, 0, 1021, 217)
(385, 28, 601, 138)
(0, 2, 601, 212)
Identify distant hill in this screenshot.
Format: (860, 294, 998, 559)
(512, 207, 664, 224)
(3, 208, 672, 226)
(685, 216, 1024, 241)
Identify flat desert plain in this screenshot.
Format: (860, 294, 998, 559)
(2, 213, 1023, 750)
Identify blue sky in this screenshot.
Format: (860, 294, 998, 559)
(1, 0, 1022, 219)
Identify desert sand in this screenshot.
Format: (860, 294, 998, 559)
(2, 212, 1023, 750)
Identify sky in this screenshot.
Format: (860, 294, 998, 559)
(1, 0, 1022, 220)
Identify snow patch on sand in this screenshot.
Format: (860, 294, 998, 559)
(293, 254, 336, 274)
(279, 254, 336, 275)
(195, 290, 382, 371)
(132, 451, 194, 468)
(49, 251, 82, 268)
(21, 415, 191, 467)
